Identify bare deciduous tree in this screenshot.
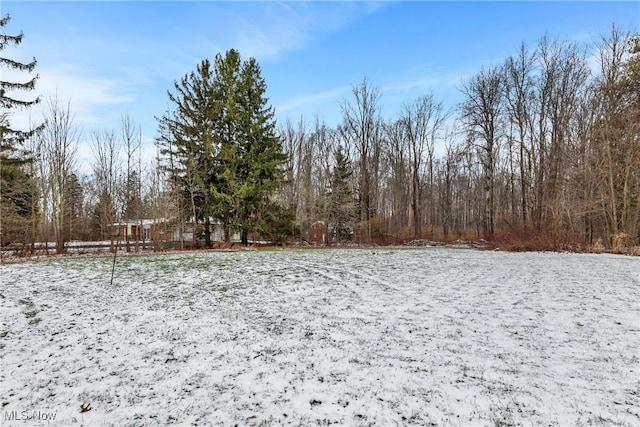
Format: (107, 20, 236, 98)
(504, 43, 536, 228)
(90, 128, 121, 246)
(592, 26, 639, 243)
(340, 78, 383, 243)
(400, 93, 447, 238)
(460, 66, 504, 237)
(382, 119, 409, 236)
(38, 95, 79, 254)
(121, 112, 142, 250)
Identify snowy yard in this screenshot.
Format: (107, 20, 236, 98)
(1, 248, 638, 426)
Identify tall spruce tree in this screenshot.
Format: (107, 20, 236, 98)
(160, 59, 216, 245)
(327, 145, 356, 242)
(0, 14, 42, 248)
(222, 54, 286, 244)
(160, 49, 286, 245)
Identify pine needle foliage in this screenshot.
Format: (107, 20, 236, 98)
(0, 14, 42, 248)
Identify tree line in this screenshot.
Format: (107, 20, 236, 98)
(278, 27, 639, 252)
(1, 14, 638, 254)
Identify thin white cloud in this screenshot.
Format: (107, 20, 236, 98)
(276, 85, 351, 114)
(41, 64, 133, 106)
(230, 2, 386, 61)
(7, 63, 136, 132)
(383, 73, 460, 96)
(379, 65, 473, 117)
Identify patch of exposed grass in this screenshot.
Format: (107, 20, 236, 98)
(23, 310, 38, 318)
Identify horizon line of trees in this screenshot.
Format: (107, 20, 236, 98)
(1, 13, 638, 254)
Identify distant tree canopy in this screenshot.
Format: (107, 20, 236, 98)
(158, 49, 287, 245)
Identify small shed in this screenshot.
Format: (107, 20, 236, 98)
(311, 221, 327, 245)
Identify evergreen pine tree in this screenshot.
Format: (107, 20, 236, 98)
(161, 59, 217, 245)
(0, 14, 42, 248)
(160, 49, 287, 245)
(327, 145, 356, 242)
(64, 172, 84, 241)
(233, 56, 287, 244)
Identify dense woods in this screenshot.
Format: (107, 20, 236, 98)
(1, 14, 638, 254)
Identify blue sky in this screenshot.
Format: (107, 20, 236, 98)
(2, 1, 638, 166)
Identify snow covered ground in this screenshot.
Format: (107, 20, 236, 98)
(1, 248, 638, 426)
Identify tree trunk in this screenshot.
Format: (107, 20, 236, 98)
(204, 217, 212, 247)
